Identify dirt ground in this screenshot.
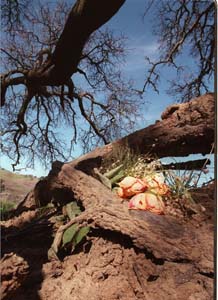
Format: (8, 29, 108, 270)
(1, 182, 214, 300)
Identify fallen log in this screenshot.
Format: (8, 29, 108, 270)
(15, 94, 213, 268)
(61, 92, 215, 172)
(47, 163, 213, 268)
(4, 93, 214, 299)
(112, 92, 214, 158)
(17, 93, 214, 210)
(15, 158, 214, 274)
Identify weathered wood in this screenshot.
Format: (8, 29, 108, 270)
(16, 93, 214, 276)
(1, 253, 29, 299)
(37, 161, 212, 274)
(116, 92, 214, 158)
(4, 95, 214, 300)
(66, 93, 214, 169)
(162, 158, 210, 170)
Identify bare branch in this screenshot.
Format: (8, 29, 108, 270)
(0, 0, 144, 170)
(77, 95, 108, 145)
(142, 0, 215, 101)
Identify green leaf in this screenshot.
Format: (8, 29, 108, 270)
(65, 202, 81, 220)
(62, 223, 78, 247)
(110, 170, 124, 185)
(73, 226, 90, 247)
(103, 164, 124, 179)
(94, 168, 112, 189)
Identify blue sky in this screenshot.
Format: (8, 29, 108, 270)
(0, 0, 214, 181)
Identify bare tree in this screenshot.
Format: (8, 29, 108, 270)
(142, 0, 215, 102)
(1, 0, 30, 30)
(2, 0, 213, 171)
(0, 0, 144, 170)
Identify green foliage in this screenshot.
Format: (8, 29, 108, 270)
(37, 203, 55, 217)
(165, 169, 198, 192)
(0, 200, 15, 220)
(62, 223, 90, 251)
(164, 170, 197, 206)
(61, 202, 90, 251)
(48, 201, 90, 259)
(73, 226, 90, 246)
(62, 223, 78, 247)
(65, 201, 82, 220)
(101, 145, 146, 176)
(94, 168, 112, 189)
(102, 145, 204, 213)
(103, 164, 124, 179)
(99, 145, 160, 187)
(109, 170, 124, 185)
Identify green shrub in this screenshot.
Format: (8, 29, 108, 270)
(0, 200, 15, 220)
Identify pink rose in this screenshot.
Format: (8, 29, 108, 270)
(117, 176, 148, 198)
(128, 192, 165, 215)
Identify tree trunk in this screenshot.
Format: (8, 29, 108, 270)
(18, 92, 214, 210)
(28, 0, 126, 86)
(1, 0, 126, 102)
(116, 92, 214, 158)
(2, 93, 214, 300)
(66, 92, 214, 171)
(16, 92, 214, 262)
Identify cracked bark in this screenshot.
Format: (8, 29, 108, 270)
(16, 93, 214, 276)
(2, 93, 214, 300)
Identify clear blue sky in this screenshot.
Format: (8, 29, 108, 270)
(0, 0, 214, 181)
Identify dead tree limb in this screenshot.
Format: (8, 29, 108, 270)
(69, 92, 215, 169)
(162, 159, 211, 171)
(118, 93, 214, 158)
(16, 93, 214, 276)
(1, 0, 126, 94)
(32, 157, 213, 274)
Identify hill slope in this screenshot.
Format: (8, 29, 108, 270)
(0, 168, 38, 206)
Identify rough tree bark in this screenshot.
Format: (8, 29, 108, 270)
(18, 92, 214, 209)
(64, 92, 215, 170)
(2, 93, 214, 300)
(118, 92, 214, 158)
(1, 253, 29, 299)
(17, 93, 214, 263)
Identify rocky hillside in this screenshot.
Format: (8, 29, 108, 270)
(0, 168, 38, 206)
